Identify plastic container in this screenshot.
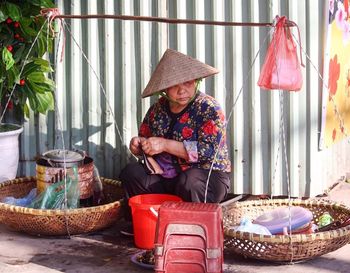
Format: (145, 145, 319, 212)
(253, 206, 313, 234)
(129, 194, 182, 249)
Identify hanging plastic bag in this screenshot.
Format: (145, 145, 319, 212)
(257, 16, 304, 91)
(30, 167, 80, 209)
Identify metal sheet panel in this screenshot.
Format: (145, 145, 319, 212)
(16, 0, 350, 197)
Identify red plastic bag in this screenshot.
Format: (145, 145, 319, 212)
(258, 16, 303, 91)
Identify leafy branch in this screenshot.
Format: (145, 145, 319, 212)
(0, 0, 56, 118)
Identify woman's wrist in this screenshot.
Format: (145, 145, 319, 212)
(163, 139, 189, 160)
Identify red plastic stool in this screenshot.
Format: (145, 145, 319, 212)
(154, 201, 223, 273)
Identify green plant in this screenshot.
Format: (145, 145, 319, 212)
(0, 0, 56, 119)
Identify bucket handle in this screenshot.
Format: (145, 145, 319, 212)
(150, 207, 158, 218)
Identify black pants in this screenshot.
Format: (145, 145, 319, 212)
(120, 162, 230, 204)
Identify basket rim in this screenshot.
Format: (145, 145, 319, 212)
(224, 198, 350, 243)
(223, 198, 350, 210)
(0, 176, 122, 216)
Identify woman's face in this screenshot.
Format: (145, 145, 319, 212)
(166, 80, 196, 108)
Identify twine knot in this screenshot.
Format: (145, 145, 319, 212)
(40, 8, 65, 62)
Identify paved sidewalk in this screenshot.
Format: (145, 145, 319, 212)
(0, 219, 349, 273)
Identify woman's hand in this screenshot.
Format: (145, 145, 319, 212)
(140, 137, 189, 160)
(140, 137, 165, 156)
(129, 136, 145, 156)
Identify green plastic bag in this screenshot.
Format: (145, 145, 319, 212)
(31, 167, 80, 209)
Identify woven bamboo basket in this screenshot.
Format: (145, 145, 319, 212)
(223, 199, 350, 263)
(0, 176, 123, 236)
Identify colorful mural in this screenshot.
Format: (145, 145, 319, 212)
(320, 0, 350, 148)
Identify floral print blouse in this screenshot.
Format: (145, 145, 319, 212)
(139, 91, 231, 173)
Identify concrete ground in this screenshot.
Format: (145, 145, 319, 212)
(0, 221, 349, 273)
(0, 181, 350, 273)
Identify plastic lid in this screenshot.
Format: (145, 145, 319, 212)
(42, 149, 85, 163)
(253, 206, 313, 234)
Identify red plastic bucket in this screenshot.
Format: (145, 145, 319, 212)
(129, 194, 182, 249)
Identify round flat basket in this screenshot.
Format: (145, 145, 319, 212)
(223, 199, 350, 263)
(0, 176, 123, 236)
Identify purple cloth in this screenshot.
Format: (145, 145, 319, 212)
(154, 153, 178, 178)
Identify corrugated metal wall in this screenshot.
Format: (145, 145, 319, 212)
(17, 0, 350, 197)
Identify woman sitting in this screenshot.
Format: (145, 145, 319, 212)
(120, 49, 231, 208)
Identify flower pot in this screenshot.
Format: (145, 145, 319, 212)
(0, 123, 23, 183)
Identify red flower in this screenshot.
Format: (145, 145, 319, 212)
(179, 113, 189, 123)
(182, 127, 193, 139)
(149, 111, 155, 122)
(345, 0, 349, 20)
(332, 128, 337, 142)
(217, 110, 225, 122)
(7, 100, 13, 110)
(140, 123, 151, 137)
(328, 55, 340, 99)
(202, 120, 219, 135)
(346, 69, 350, 97)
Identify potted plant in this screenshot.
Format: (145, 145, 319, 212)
(0, 0, 56, 182)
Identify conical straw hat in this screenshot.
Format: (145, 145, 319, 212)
(141, 49, 219, 98)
